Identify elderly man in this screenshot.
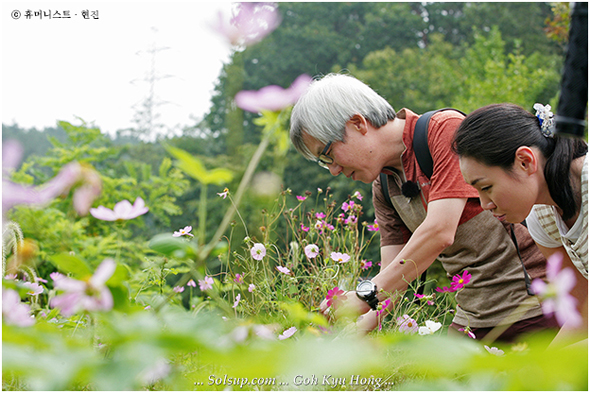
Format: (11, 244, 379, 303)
(289, 73, 556, 342)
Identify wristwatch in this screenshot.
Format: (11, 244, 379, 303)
(356, 280, 379, 310)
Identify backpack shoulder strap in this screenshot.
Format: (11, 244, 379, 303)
(413, 108, 466, 179)
(379, 173, 394, 208)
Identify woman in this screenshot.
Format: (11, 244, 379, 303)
(453, 103, 587, 340)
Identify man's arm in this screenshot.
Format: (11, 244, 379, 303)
(372, 197, 467, 300)
(322, 197, 467, 318)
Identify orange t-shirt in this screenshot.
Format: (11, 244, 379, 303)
(374, 108, 482, 246)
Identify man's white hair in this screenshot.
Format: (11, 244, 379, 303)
(289, 73, 396, 160)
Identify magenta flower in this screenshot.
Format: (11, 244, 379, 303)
(49, 258, 115, 317)
(90, 197, 148, 221)
(414, 293, 435, 305)
(304, 244, 319, 259)
(315, 212, 326, 219)
(2, 288, 34, 327)
(187, 279, 197, 287)
(235, 274, 244, 284)
(276, 266, 291, 275)
(250, 243, 266, 260)
(3, 140, 102, 218)
(531, 253, 581, 327)
(235, 74, 312, 113)
(296, 195, 307, 201)
(325, 287, 346, 309)
(198, 276, 214, 291)
(435, 285, 456, 293)
(367, 219, 379, 232)
(451, 270, 471, 291)
(360, 260, 373, 270)
(211, 2, 281, 47)
(459, 327, 476, 339)
(173, 286, 185, 293)
(341, 201, 355, 212)
(300, 223, 310, 232)
(278, 326, 297, 340)
(376, 299, 392, 331)
(330, 252, 351, 264)
(352, 191, 363, 201)
(173, 226, 194, 237)
(396, 314, 419, 334)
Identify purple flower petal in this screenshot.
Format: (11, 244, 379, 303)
(235, 74, 312, 113)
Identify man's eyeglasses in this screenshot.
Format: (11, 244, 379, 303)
(317, 141, 333, 169)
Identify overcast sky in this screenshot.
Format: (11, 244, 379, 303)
(2, 1, 235, 137)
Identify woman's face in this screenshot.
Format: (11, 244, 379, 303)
(459, 156, 538, 223)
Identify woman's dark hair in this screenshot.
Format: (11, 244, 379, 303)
(452, 103, 587, 220)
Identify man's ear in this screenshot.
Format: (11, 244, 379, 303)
(514, 146, 538, 175)
(348, 114, 368, 135)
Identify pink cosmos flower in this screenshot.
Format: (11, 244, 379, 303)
(396, 314, 419, 334)
(173, 286, 185, 293)
(376, 299, 392, 331)
(248, 283, 256, 293)
(187, 279, 197, 287)
(2, 288, 35, 327)
(235, 274, 244, 284)
(352, 191, 363, 201)
(435, 285, 456, 293)
(314, 220, 325, 231)
(459, 327, 476, 339)
(304, 244, 319, 259)
(233, 294, 241, 309)
(330, 252, 351, 264)
(276, 266, 291, 275)
(300, 223, 310, 232)
(49, 258, 115, 317)
(173, 226, 194, 237)
(367, 219, 379, 232)
(344, 215, 357, 225)
(414, 293, 435, 305)
(325, 287, 346, 309)
(211, 2, 281, 47)
(3, 140, 102, 218)
(451, 270, 471, 290)
(531, 253, 581, 327)
(90, 197, 149, 221)
(296, 195, 307, 201)
(217, 188, 229, 199)
(235, 74, 312, 113)
(198, 276, 214, 291)
(360, 260, 373, 270)
(250, 243, 266, 260)
(341, 201, 354, 212)
(315, 212, 326, 219)
(278, 326, 297, 340)
(22, 281, 44, 296)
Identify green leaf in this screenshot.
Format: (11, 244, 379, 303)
(148, 233, 196, 259)
(48, 253, 92, 279)
(164, 144, 233, 185)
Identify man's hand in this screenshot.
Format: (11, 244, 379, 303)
(319, 290, 371, 322)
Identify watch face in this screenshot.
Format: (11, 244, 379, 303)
(357, 281, 375, 297)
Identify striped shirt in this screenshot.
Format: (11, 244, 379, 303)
(526, 153, 588, 278)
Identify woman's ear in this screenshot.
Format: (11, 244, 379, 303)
(514, 146, 538, 175)
(348, 114, 368, 135)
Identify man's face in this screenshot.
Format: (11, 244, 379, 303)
(302, 120, 381, 184)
